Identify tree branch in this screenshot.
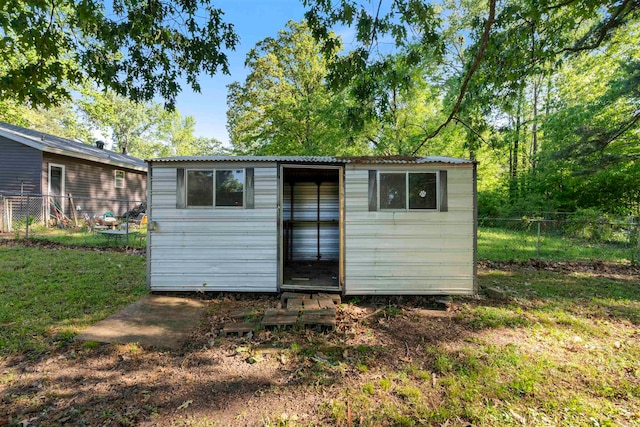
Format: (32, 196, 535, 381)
(602, 110, 640, 149)
(452, 116, 487, 144)
(556, 0, 636, 55)
(411, 0, 496, 155)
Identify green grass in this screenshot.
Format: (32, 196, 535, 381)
(318, 267, 640, 426)
(0, 244, 147, 355)
(1, 235, 638, 425)
(18, 226, 147, 249)
(479, 226, 637, 262)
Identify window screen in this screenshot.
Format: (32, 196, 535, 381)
(215, 169, 244, 207)
(187, 170, 214, 206)
(409, 172, 437, 209)
(379, 173, 406, 209)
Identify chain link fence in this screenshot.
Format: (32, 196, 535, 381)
(1, 192, 145, 238)
(479, 214, 640, 264)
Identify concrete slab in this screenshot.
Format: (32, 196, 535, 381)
(76, 295, 207, 350)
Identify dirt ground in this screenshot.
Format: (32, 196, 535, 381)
(1, 292, 466, 426)
(2, 261, 639, 426)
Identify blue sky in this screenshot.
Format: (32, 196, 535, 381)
(174, 0, 309, 145)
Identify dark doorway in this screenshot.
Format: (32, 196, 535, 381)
(281, 166, 342, 291)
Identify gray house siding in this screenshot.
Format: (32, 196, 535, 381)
(0, 136, 42, 194)
(42, 153, 147, 217)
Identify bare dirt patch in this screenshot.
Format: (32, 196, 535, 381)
(2, 265, 639, 426)
(1, 294, 464, 426)
(480, 259, 640, 278)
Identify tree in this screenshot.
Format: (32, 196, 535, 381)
(304, 0, 638, 153)
(157, 111, 228, 156)
(227, 20, 368, 156)
(80, 88, 227, 158)
(80, 90, 163, 157)
(0, 0, 238, 108)
(0, 99, 93, 142)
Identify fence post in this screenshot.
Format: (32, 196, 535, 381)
(25, 195, 30, 238)
(637, 224, 639, 265)
(8, 200, 12, 232)
(537, 220, 541, 259)
(125, 200, 130, 247)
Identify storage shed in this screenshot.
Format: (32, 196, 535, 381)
(146, 156, 477, 295)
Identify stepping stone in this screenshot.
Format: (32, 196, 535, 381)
(302, 298, 321, 310)
(299, 312, 336, 330)
(315, 297, 336, 309)
(280, 292, 310, 305)
(222, 322, 256, 337)
(303, 308, 336, 316)
(287, 298, 304, 310)
(262, 308, 298, 327)
(315, 293, 341, 305)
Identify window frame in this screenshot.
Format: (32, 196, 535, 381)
(377, 170, 439, 211)
(114, 170, 125, 189)
(185, 168, 246, 209)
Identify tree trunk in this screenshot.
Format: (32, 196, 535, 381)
(531, 75, 541, 170)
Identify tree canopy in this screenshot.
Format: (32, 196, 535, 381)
(227, 20, 369, 156)
(1, 0, 639, 215)
(0, 0, 238, 108)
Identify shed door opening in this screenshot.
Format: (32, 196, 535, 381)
(281, 167, 341, 291)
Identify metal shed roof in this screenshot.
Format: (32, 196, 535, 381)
(148, 155, 473, 164)
(0, 121, 147, 171)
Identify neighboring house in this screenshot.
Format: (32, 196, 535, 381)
(0, 121, 147, 229)
(146, 156, 477, 295)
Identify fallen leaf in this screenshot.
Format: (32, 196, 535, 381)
(177, 400, 193, 410)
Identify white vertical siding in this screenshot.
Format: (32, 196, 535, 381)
(344, 164, 475, 295)
(148, 163, 278, 292)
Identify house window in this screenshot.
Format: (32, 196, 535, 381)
(185, 169, 244, 208)
(115, 170, 125, 188)
(379, 172, 437, 210)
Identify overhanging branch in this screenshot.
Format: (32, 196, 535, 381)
(411, 0, 496, 155)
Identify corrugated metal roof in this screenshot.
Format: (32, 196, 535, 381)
(148, 155, 473, 164)
(0, 121, 147, 170)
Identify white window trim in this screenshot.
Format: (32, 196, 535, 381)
(377, 170, 439, 211)
(185, 168, 246, 209)
(114, 170, 125, 189)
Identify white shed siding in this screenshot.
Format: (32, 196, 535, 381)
(148, 164, 278, 292)
(344, 165, 475, 295)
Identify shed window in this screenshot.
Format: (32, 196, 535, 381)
(185, 169, 245, 208)
(378, 171, 438, 210)
(409, 173, 437, 209)
(380, 173, 406, 209)
(114, 170, 125, 188)
(187, 170, 214, 206)
(215, 169, 244, 207)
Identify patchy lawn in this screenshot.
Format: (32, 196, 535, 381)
(1, 243, 639, 426)
(0, 242, 146, 355)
